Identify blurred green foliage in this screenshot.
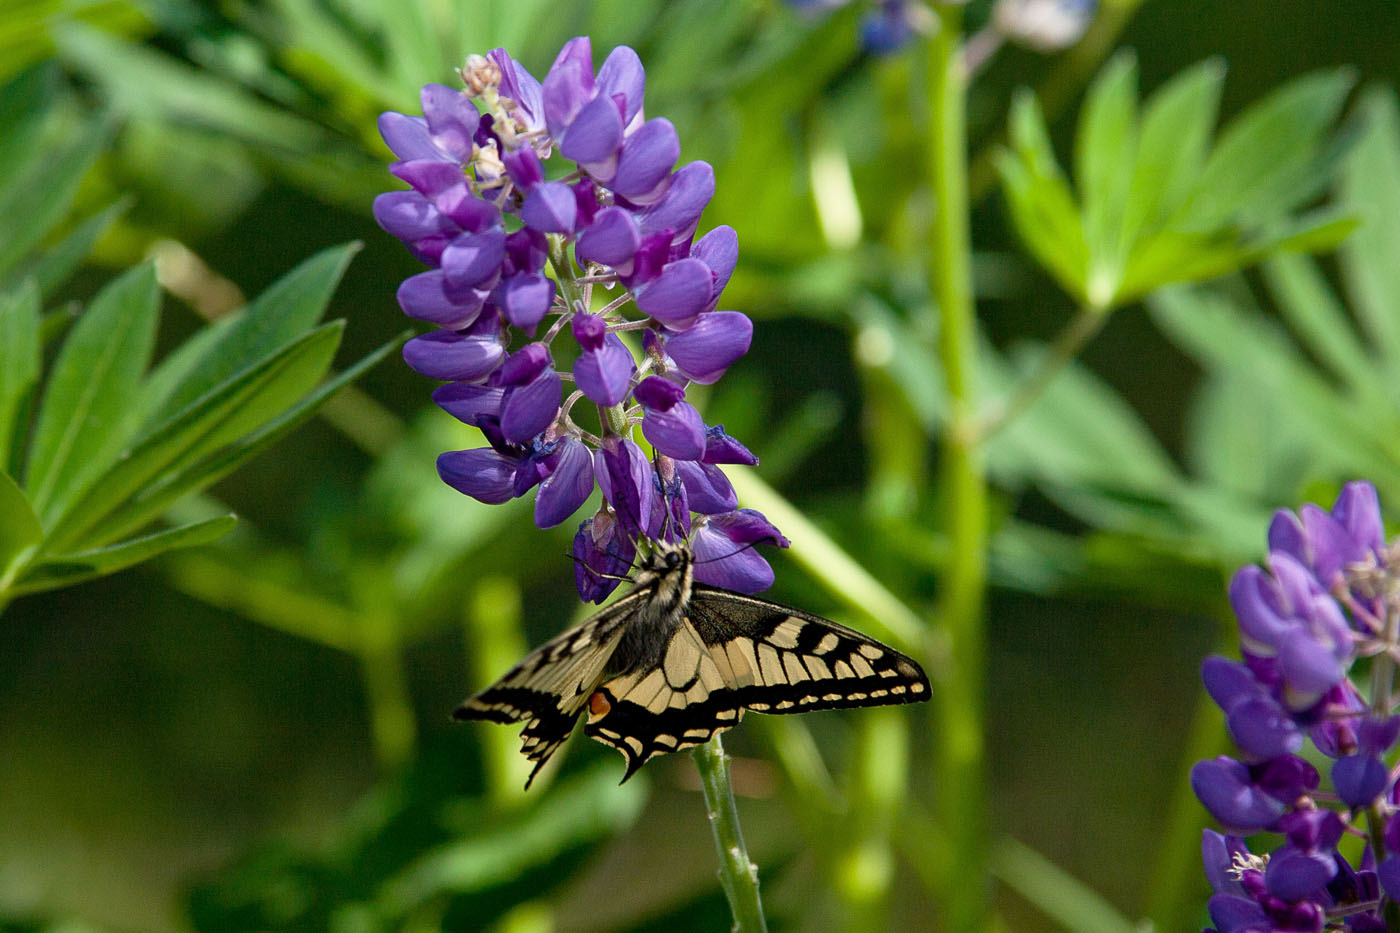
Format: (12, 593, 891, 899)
(4, 0, 1400, 930)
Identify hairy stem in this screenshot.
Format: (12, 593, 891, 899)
(693, 734, 768, 933)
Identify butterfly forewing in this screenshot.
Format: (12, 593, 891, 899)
(456, 543, 930, 788)
(581, 586, 930, 779)
(453, 588, 649, 787)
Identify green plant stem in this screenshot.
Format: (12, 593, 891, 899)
(693, 734, 768, 933)
(976, 305, 1108, 442)
(967, 0, 1147, 202)
(927, 8, 991, 930)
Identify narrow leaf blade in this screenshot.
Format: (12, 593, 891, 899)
(0, 281, 40, 474)
(14, 515, 237, 596)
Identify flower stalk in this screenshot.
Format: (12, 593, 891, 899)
(926, 7, 991, 929)
(693, 734, 768, 933)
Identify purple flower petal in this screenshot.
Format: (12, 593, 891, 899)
(488, 47, 545, 134)
(1267, 509, 1307, 562)
(495, 343, 552, 386)
(497, 272, 555, 332)
(535, 437, 595, 528)
(560, 93, 624, 169)
(500, 368, 561, 443)
(373, 190, 455, 243)
(390, 159, 467, 198)
(690, 509, 788, 594)
(1333, 754, 1389, 808)
(675, 459, 736, 514)
(596, 45, 646, 128)
(633, 375, 686, 409)
(503, 146, 545, 189)
(1301, 503, 1363, 584)
(1190, 756, 1286, 833)
(612, 118, 679, 203)
(576, 206, 640, 266)
(1225, 695, 1303, 759)
(396, 270, 487, 329)
(378, 112, 440, 161)
(702, 425, 759, 465)
(1202, 831, 1250, 895)
(594, 438, 654, 538)
(402, 329, 504, 382)
(691, 225, 739, 304)
(542, 37, 596, 139)
(574, 333, 635, 406)
(638, 161, 715, 244)
(635, 258, 712, 325)
(1275, 625, 1344, 702)
(1334, 481, 1384, 554)
(573, 509, 636, 603)
(520, 180, 579, 233)
(1380, 856, 1400, 903)
(664, 311, 752, 383)
(432, 383, 504, 425)
(1265, 846, 1337, 901)
(1228, 566, 1288, 653)
(420, 83, 478, 160)
(503, 228, 548, 275)
(642, 401, 705, 460)
(1205, 894, 1269, 932)
(437, 448, 517, 504)
(442, 228, 507, 288)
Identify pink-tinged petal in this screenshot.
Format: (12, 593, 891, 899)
(638, 161, 715, 243)
(635, 258, 712, 325)
(574, 333, 635, 406)
(497, 272, 555, 332)
(691, 225, 738, 304)
(664, 311, 752, 383)
(432, 383, 504, 425)
(520, 180, 579, 233)
(420, 83, 478, 160)
(535, 438, 596, 528)
(611, 118, 678, 203)
(378, 112, 439, 161)
(438, 448, 517, 504)
(501, 368, 561, 444)
(596, 45, 646, 128)
(402, 330, 504, 382)
(396, 270, 485, 329)
(441, 228, 506, 288)
(560, 94, 624, 166)
(642, 399, 705, 460)
(576, 206, 639, 266)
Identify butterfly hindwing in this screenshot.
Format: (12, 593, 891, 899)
(453, 587, 650, 787)
(582, 586, 930, 779)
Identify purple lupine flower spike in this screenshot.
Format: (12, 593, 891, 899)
(1194, 481, 1400, 930)
(378, 37, 782, 589)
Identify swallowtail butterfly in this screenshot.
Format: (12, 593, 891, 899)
(455, 538, 930, 787)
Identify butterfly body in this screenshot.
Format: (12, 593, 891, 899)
(455, 540, 929, 787)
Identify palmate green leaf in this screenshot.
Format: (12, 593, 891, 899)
(1074, 52, 1138, 308)
(1262, 253, 1380, 409)
(1124, 58, 1225, 241)
(0, 281, 40, 475)
(1150, 286, 1399, 484)
(68, 331, 402, 550)
(1174, 69, 1355, 231)
(25, 264, 160, 523)
(1338, 89, 1400, 382)
(137, 242, 360, 430)
(12, 515, 236, 597)
(999, 91, 1090, 299)
(0, 469, 42, 587)
(44, 322, 344, 553)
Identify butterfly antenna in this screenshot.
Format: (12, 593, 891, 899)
(690, 535, 772, 567)
(564, 549, 635, 584)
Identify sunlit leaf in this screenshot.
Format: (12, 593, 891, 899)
(0, 468, 41, 583)
(25, 263, 160, 522)
(14, 514, 237, 596)
(0, 281, 40, 474)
